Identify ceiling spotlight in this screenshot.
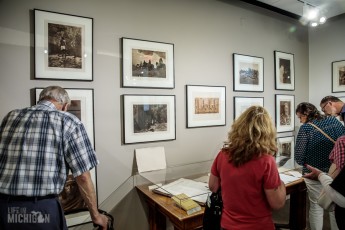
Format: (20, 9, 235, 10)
(300, 0, 327, 27)
(307, 8, 319, 20)
(311, 22, 318, 27)
(319, 16, 327, 24)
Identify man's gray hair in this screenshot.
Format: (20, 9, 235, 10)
(38, 86, 71, 105)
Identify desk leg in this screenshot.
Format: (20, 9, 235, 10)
(289, 187, 307, 230)
(147, 201, 166, 230)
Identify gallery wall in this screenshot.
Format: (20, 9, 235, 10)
(308, 14, 345, 105)
(0, 0, 318, 229)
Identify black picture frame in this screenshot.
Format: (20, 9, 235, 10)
(274, 51, 295, 90)
(122, 37, 175, 88)
(233, 96, 264, 120)
(332, 60, 345, 92)
(35, 88, 96, 227)
(233, 53, 264, 92)
(275, 94, 295, 133)
(122, 94, 176, 144)
(186, 85, 226, 128)
(34, 9, 93, 81)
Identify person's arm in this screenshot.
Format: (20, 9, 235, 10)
(208, 173, 220, 193)
(75, 171, 108, 229)
(319, 173, 345, 208)
(264, 180, 286, 210)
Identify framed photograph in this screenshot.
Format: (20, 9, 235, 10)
(233, 96, 264, 120)
(332, 60, 345, 92)
(35, 88, 96, 227)
(275, 94, 295, 133)
(274, 51, 295, 90)
(123, 95, 176, 144)
(186, 85, 226, 128)
(276, 136, 295, 170)
(122, 37, 174, 88)
(233, 53, 264, 92)
(34, 9, 93, 81)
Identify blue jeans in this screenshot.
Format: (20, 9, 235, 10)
(0, 196, 67, 230)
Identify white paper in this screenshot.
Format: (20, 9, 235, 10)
(279, 173, 301, 184)
(136, 146, 166, 173)
(154, 178, 211, 203)
(286, 171, 302, 178)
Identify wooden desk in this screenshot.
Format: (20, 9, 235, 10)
(137, 178, 307, 230)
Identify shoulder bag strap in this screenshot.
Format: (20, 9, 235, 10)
(308, 122, 336, 144)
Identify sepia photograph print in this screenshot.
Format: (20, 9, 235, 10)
(122, 38, 174, 88)
(123, 95, 176, 144)
(35, 9, 93, 81)
(35, 88, 96, 227)
(233, 53, 264, 92)
(186, 85, 226, 128)
(234, 96, 264, 120)
(276, 136, 295, 170)
(274, 51, 295, 90)
(275, 94, 295, 132)
(332, 60, 345, 92)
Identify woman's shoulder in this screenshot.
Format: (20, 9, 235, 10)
(316, 116, 343, 126)
(256, 154, 276, 164)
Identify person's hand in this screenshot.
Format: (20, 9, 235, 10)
(303, 164, 322, 180)
(93, 213, 109, 230)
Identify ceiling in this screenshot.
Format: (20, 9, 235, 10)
(241, 0, 345, 19)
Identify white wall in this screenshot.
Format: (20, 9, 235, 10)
(309, 14, 345, 106)
(0, 0, 313, 229)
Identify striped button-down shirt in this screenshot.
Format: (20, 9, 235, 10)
(330, 135, 345, 170)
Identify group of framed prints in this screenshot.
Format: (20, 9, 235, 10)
(121, 37, 176, 144)
(34, 9, 96, 228)
(233, 51, 295, 92)
(233, 51, 295, 133)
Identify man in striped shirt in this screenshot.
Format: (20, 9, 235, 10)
(0, 86, 107, 229)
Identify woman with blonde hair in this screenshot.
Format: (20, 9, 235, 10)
(209, 106, 286, 230)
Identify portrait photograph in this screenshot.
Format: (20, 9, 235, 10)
(123, 95, 176, 144)
(186, 85, 226, 128)
(276, 136, 295, 170)
(35, 9, 93, 81)
(35, 88, 96, 227)
(332, 60, 345, 92)
(122, 37, 174, 88)
(275, 94, 295, 132)
(233, 53, 264, 92)
(274, 51, 295, 90)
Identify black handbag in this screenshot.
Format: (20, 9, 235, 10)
(203, 190, 222, 230)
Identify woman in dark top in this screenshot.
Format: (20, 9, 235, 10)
(295, 102, 345, 230)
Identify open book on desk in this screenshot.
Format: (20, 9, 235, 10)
(153, 178, 211, 204)
(279, 172, 302, 184)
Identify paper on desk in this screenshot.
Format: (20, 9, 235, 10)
(279, 173, 301, 184)
(136, 146, 167, 173)
(154, 178, 211, 204)
(286, 171, 302, 178)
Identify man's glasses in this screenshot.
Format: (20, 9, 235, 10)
(321, 101, 329, 112)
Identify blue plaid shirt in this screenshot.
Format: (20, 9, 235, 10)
(0, 101, 99, 196)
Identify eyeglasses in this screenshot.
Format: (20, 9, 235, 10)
(321, 101, 330, 112)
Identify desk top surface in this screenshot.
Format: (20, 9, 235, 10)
(136, 177, 305, 221)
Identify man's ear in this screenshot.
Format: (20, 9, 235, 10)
(62, 103, 69, 112)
